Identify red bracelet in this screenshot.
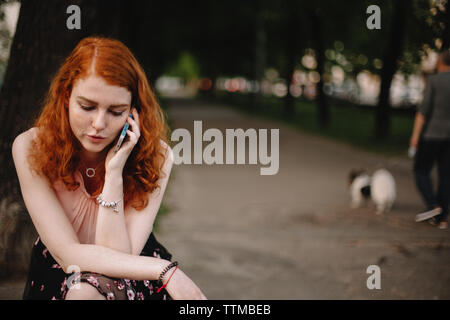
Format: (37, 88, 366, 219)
(157, 266, 178, 293)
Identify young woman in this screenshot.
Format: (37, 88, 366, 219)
(12, 36, 206, 300)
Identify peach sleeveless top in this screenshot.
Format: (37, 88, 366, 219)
(52, 170, 99, 244)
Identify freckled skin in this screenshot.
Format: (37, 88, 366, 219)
(68, 74, 131, 165)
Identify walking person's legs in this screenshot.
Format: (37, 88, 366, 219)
(414, 139, 438, 210)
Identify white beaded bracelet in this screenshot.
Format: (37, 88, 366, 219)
(96, 194, 122, 213)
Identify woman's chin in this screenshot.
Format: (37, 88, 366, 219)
(81, 141, 109, 154)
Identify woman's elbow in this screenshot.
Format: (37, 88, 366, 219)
(58, 243, 83, 273)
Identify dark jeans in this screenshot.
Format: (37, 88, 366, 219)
(413, 138, 450, 222)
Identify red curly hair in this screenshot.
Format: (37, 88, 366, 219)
(28, 36, 171, 210)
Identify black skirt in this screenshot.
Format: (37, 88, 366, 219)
(22, 233, 173, 300)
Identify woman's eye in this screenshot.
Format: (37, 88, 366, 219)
(80, 104, 122, 116)
(110, 111, 123, 117)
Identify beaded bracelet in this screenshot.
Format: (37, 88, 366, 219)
(156, 266, 178, 293)
(96, 194, 122, 213)
(158, 261, 179, 285)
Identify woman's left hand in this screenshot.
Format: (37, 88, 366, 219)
(105, 107, 140, 174)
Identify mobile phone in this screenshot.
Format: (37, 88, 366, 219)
(114, 114, 133, 153)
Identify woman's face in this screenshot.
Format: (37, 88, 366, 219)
(68, 74, 132, 161)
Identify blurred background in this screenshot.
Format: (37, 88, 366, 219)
(0, 0, 449, 299)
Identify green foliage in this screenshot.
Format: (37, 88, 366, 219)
(219, 92, 413, 156)
(151, 1, 444, 89)
(166, 51, 200, 81)
(341, 0, 437, 77)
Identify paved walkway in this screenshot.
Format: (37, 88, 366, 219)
(1, 98, 449, 299)
(156, 98, 450, 299)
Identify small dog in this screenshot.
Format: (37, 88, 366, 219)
(349, 168, 396, 214)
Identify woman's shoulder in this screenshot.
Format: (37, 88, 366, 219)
(13, 127, 38, 152)
(14, 127, 38, 145)
(12, 128, 42, 167)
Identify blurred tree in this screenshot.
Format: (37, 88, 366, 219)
(333, 0, 437, 140)
(304, 1, 329, 127)
(375, 0, 410, 140)
(166, 51, 200, 80)
(0, 0, 16, 88)
(435, 0, 450, 50)
(265, 0, 355, 127)
(282, 0, 302, 120)
(249, 0, 267, 113)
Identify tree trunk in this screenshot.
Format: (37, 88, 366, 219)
(375, 0, 409, 141)
(283, 0, 300, 120)
(308, 6, 329, 128)
(249, 0, 266, 113)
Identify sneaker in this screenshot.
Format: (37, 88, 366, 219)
(438, 221, 448, 230)
(428, 217, 438, 226)
(415, 208, 442, 222)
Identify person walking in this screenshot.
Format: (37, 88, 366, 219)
(410, 50, 450, 230)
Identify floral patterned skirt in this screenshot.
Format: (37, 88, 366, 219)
(22, 233, 173, 300)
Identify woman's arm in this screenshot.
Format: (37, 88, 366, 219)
(96, 140, 174, 256)
(124, 141, 174, 256)
(12, 130, 205, 299)
(95, 170, 132, 254)
(97, 108, 173, 256)
(64, 243, 205, 299)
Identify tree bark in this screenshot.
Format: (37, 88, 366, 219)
(307, 6, 329, 128)
(375, 0, 409, 141)
(249, 0, 266, 113)
(283, 0, 301, 120)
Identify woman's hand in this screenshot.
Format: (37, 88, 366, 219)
(165, 268, 207, 300)
(105, 108, 140, 174)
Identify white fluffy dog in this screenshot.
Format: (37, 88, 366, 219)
(349, 168, 396, 214)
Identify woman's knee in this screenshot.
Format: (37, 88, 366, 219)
(65, 282, 106, 300)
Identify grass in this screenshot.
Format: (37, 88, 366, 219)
(215, 93, 414, 157)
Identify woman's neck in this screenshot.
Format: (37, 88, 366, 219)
(79, 149, 106, 168)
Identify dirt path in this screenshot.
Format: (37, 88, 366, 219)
(155, 98, 450, 299)
(1, 98, 448, 300)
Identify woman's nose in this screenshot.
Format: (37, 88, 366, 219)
(92, 111, 107, 131)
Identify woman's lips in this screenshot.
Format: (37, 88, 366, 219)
(87, 135, 105, 143)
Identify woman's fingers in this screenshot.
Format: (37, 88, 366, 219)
(127, 110, 141, 139)
(126, 129, 139, 145)
(132, 107, 139, 123)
